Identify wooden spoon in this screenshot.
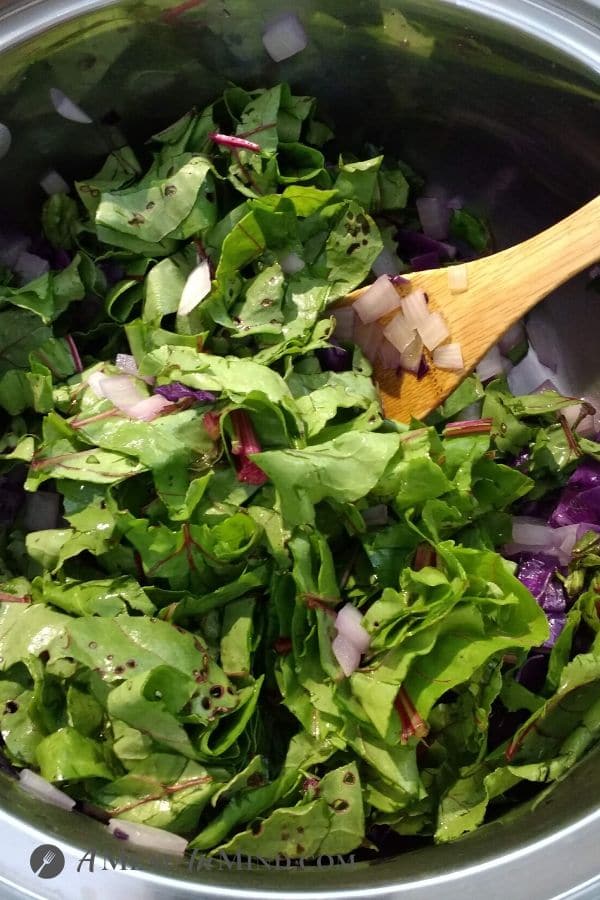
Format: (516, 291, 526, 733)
(341, 195, 600, 422)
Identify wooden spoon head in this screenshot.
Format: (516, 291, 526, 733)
(343, 263, 488, 422)
(342, 196, 600, 421)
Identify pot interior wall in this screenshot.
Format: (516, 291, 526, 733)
(0, 0, 599, 895)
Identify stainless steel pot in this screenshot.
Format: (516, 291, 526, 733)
(0, 1, 599, 897)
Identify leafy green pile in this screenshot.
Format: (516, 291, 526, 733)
(1, 83, 600, 861)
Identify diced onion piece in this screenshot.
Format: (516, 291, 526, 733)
(561, 403, 597, 437)
(417, 311, 450, 351)
(39, 169, 70, 195)
(115, 353, 139, 376)
(96, 374, 147, 413)
(0, 123, 11, 161)
(433, 342, 464, 371)
(108, 819, 187, 855)
(86, 370, 108, 398)
(526, 314, 559, 372)
(19, 769, 75, 811)
(383, 312, 415, 353)
(332, 306, 355, 343)
(335, 603, 371, 653)
(23, 492, 60, 533)
(178, 259, 211, 317)
(126, 395, 174, 421)
(401, 290, 429, 330)
(562, 402, 595, 437)
(353, 276, 402, 324)
(399, 335, 424, 373)
(14, 251, 50, 283)
(279, 251, 305, 275)
(508, 346, 563, 397)
(416, 196, 450, 240)
(372, 248, 401, 277)
(513, 519, 555, 547)
(507, 517, 595, 566)
(262, 13, 308, 61)
(476, 345, 504, 383)
(447, 264, 468, 294)
(354, 320, 383, 363)
(49, 88, 93, 124)
(499, 321, 526, 355)
(377, 339, 403, 370)
(332, 633, 361, 677)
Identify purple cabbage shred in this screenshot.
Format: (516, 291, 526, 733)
(316, 341, 352, 373)
(155, 383, 217, 404)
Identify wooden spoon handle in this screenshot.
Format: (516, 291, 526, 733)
(467, 194, 600, 321)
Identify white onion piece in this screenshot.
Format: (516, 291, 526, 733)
(39, 169, 70, 195)
(279, 251, 305, 275)
(562, 403, 595, 437)
(399, 334, 424, 373)
(441, 242, 458, 260)
(0, 123, 11, 161)
(14, 251, 50, 283)
(383, 312, 415, 353)
(508, 346, 565, 397)
(126, 395, 173, 422)
(335, 603, 370, 653)
(498, 321, 526, 355)
(417, 311, 450, 351)
(353, 276, 402, 324)
(447, 264, 468, 294)
(476, 345, 504, 383)
(416, 196, 450, 240)
(377, 339, 403, 370)
(108, 819, 187, 855)
(372, 247, 401, 277)
(262, 13, 308, 62)
(19, 769, 75, 811)
(115, 353, 154, 386)
(96, 374, 147, 413)
(512, 519, 553, 547)
(433, 342, 464, 371)
(526, 314, 559, 372)
(333, 306, 355, 343)
(556, 524, 581, 560)
(331, 633, 361, 677)
(178, 259, 211, 317)
(507, 518, 597, 566)
(86, 370, 108, 398)
(115, 353, 139, 376)
(401, 290, 429, 330)
(23, 492, 60, 533)
(49, 88, 93, 124)
(353, 320, 383, 363)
